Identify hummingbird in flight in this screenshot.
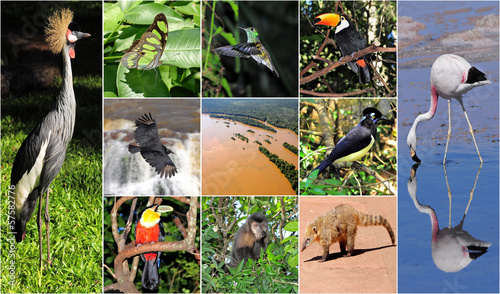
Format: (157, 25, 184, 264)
(215, 27, 279, 78)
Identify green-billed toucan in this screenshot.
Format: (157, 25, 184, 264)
(135, 204, 172, 291)
(308, 107, 386, 178)
(314, 13, 371, 84)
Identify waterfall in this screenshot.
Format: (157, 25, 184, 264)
(104, 129, 200, 196)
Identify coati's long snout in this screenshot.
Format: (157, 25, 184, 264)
(300, 222, 317, 252)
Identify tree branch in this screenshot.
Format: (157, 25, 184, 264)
(300, 43, 394, 85)
(300, 88, 376, 97)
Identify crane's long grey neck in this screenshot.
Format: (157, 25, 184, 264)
(54, 43, 76, 138)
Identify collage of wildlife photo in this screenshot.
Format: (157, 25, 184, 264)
(1, 0, 499, 293)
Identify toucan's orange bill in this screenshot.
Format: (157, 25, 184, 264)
(314, 13, 341, 27)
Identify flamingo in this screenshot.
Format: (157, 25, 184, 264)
(406, 54, 490, 163)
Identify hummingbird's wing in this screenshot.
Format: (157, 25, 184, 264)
(216, 42, 279, 78)
(215, 42, 261, 58)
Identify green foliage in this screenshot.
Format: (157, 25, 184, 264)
(103, 197, 200, 293)
(104, 1, 201, 97)
(283, 142, 299, 155)
(201, 197, 298, 293)
(211, 114, 277, 133)
(203, 99, 298, 133)
(259, 147, 298, 194)
(234, 133, 249, 143)
(300, 1, 397, 96)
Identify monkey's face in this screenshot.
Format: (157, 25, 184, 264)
(251, 220, 267, 240)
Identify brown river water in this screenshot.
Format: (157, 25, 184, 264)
(202, 114, 298, 195)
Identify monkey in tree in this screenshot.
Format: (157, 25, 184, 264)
(229, 212, 269, 267)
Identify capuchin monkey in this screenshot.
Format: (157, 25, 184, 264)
(229, 212, 269, 267)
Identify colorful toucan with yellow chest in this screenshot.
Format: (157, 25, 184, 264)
(314, 13, 371, 84)
(135, 204, 173, 291)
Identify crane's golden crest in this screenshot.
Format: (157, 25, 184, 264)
(45, 8, 73, 54)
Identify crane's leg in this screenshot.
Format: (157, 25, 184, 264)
(37, 195, 43, 269)
(45, 190, 51, 265)
(443, 100, 452, 165)
(462, 107, 483, 163)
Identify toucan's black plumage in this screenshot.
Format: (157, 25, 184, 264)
(308, 107, 385, 178)
(314, 13, 371, 84)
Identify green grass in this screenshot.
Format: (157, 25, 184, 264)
(1, 75, 102, 293)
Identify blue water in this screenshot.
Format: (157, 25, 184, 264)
(399, 1, 498, 52)
(398, 154, 499, 292)
(398, 60, 499, 293)
(398, 2, 499, 292)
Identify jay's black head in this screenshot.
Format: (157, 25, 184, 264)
(362, 107, 386, 124)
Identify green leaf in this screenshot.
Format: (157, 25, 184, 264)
(227, 1, 239, 18)
(162, 28, 201, 68)
(310, 187, 327, 195)
(104, 64, 118, 95)
(118, 0, 140, 13)
(283, 220, 298, 232)
(281, 235, 296, 244)
(173, 1, 200, 16)
(124, 3, 184, 26)
(103, 3, 125, 35)
(116, 64, 171, 97)
(236, 259, 245, 273)
(220, 30, 237, 45)
(287, 254, 298, 268)
(324, 178, 342, 185)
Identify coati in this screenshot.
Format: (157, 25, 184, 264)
(229, 212, 269, 267)
(301, 204, 395, 262)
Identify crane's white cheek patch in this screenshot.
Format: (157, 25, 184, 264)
(14, 133, 51, 217)
(66, 29, 77, 42)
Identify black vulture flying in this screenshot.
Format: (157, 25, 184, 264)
(128, 113, 178, 178)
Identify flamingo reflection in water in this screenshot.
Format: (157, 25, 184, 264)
(407, 163, 490, 272)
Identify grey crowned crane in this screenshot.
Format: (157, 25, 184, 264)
(10, 8, 90, 268)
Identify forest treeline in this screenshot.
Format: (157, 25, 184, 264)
(210, 114, 277, 133)
(203, 99, 298, 133)
(283, 142, 298, 155)
(258, 146, 298, 194)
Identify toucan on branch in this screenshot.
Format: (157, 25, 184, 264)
(300, 43, 395, 85)
(105, 196, 198, 293)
